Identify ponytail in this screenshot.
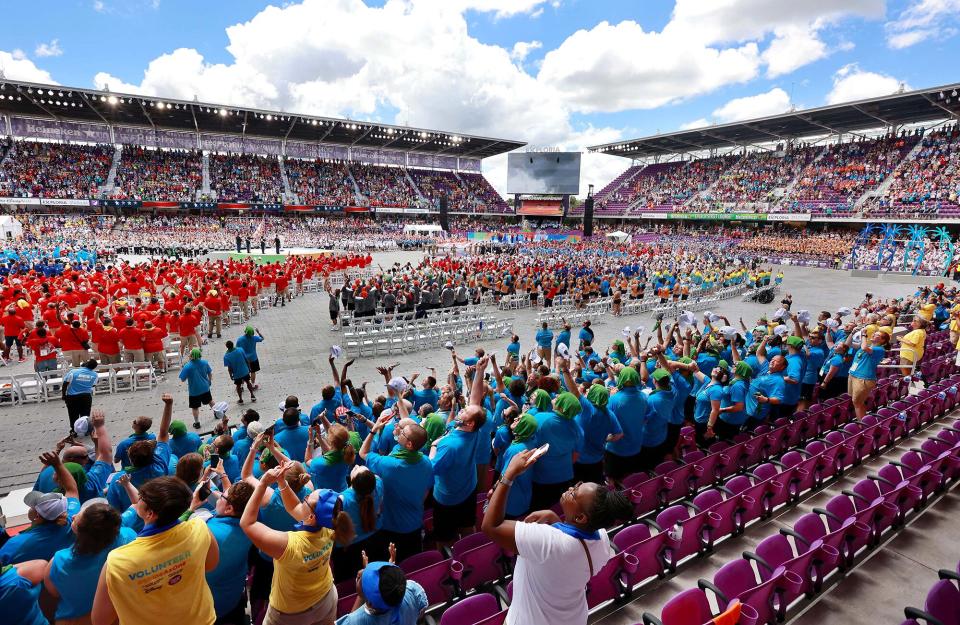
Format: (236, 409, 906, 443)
(332, 509, 356, 546)
(342, 444, 356, 466)
(351, 469, 377, 533)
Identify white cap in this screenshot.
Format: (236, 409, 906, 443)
(636, 325, 645, 336)
(444, 340, 455, 350)
(246, 421, 266, 439)
(719, 326, 738, 340)
(837, 306, 852, 317)
(329, 345, 343, 359)
(772, 308, 788, 321)
(213, 401, 229, 419)
(556, 343, 569, 358)
(73, 416, 91, 437)
(773, 324, 789, 337)
(797, 310, 811, 324)
(706, 312, 721, 323)
(621, 326, 631, 337)
(388, 376, 409, 395)
(679, 311, 696, 326)
(529, 350, 542, 365)
(824, 318, 840, 330)
(851, 330, 863, 344)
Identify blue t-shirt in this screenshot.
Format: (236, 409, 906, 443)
(223, 349, 250, 380)
(81, 461, 113, 503)
(556, 330, 571, 349)
(506, 341, 521, 358)
(0, 498, 81, 565)
(0, 566, 47, 625)
(669, 372, 692, 425)
(106, 441, 172, 510)
(308, 455, 352, 492)
(431, 429, 479, 505)
(575, 395, 622, 465)
(721, 379, 749, 425)
(275, 424, 310, 464)
(501, 439, 539, 516)
(474, 410, 496, 466)
(693, 383, 724, 424)
(32, 466, 57, 493)
(365, 452, 434, 533)
(169, 432, 203, 459)
(205, 516, 252, 617)
(258, 486, 312, 533)
(179, 359, 212, 396)
(823, 353, 852, 379)
(115, 432, 156, 467)
(535, 328, 554, 348)
(532, 411, 583, 484)
(335, 581, 429, 625)
(49, 527, 136, 619)
(850, 346, 886, 381)
(235, 333, 263, 361)
(411, 388, 440, 414)
(309, 393, 351, 424)
(63, 367, 98, 395)
(341, 476, 384, 544)
(746, 373, 786, 422)
(643, 389, 673, 447)
(782, 353, 805, 406)
(606, 387, 648, 457)
(803, 344, 829, 384)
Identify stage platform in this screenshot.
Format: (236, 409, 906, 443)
(207, 247, 335, 264)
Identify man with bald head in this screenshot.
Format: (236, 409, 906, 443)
(360, 385, 435, 563)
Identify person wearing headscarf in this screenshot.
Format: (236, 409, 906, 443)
(530, 392, 583, 511)
(168, 419, 203, 459)
(497, 413, 540, 519)
(558, 361, 622, 484)
(604, 366, 648, 483)
(178, 347, 215, 429)
(241, 462, 355, 625)
(642, 367, 674, 469)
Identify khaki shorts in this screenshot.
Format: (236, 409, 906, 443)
(182, 334, 199, 350)
(848, 376, 876, 406)
(263, 586, 337, 625)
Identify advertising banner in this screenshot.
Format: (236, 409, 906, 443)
(244, 136, 282, 156)
(201, 133, 244, 153)
(156, 130, 197, 150)
(0, 197, 42, 205)
(40, 198, 91, 206)
(766, 213, 812, 222)
(459, 158, 482, 173)
(115, 126, 157, 147)
(11, 117, 111, 143)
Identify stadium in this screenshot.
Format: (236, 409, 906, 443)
(0, 4, 958, 625)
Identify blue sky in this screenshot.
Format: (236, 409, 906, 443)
(1, 0, 958, 194)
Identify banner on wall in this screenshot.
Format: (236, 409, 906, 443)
(11, 117, 112, 143)
(639, 212, 768, 221)
(0, 197, 42, 205)
(40, 198, 91, 207)
(766, 213, 812, 222)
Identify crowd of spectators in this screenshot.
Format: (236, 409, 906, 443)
(351, 163, 420, 207)
(210, 153, 285, 204)
(0, 140, 113, 199)
(700, 145, 820, 206)
(284, 159, 356, 206)
(112, 147, 203, 202)
(407, 168, 472, 210)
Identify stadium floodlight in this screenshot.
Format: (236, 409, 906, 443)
(220, 108, 227, 116)
(58, 91, 63, 97)
(107, 96, 118, 105)
(954, 90, 958, 98)
(27, 88, 33, 93)
(266, 114, 273, 121)
(48, 89, 53, 95)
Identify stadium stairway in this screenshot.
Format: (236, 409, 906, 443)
(853, 137, 928, 214)
(777, 145, 828, 202)
(345, 163, 363, 204)
(201, 152, 212, 197)
(278, 155, 297, 203)
(99, 144, 122, 196)
(405, 167, 428, 205)
(588, 410, 960, 625)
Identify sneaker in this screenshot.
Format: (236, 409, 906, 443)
(18, 357, 26, 363)
(193, 420, 201, 429)
(251, 395, 257, 403)
(237, 398, 244, 404)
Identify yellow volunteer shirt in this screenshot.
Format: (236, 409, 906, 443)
(104, 518, 215, 625)
(918, 303, 935, 321)
(270, 528, 334, 614)
(900, 329, 926, 362)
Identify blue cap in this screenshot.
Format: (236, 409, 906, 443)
(294, 489, 339, 532)
(362, 562, 403, 624)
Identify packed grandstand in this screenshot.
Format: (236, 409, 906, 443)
(0, 75, 958, 625)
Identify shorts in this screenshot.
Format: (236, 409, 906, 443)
(189, 391, 213, 409)
(848, 376, 876, 406)
(247, 359, 260, 373)
(329, 310, 339, 322)
(233, 374, 251, 386)
(800, 382, 817, 401)
(4, 336, 21, 348)
(36, 359, 58, 373)
(262, 586, 337, 625)
(432, 492, 477, 540)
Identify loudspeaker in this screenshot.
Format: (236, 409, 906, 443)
(583, 197, 594, 237)
(439, 194, 449, 231)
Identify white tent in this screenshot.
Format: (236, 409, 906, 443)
(403, 224, 444, 237)
(605, 230, 631, 243)
(0, 216, 23, 241)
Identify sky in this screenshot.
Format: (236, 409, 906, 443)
(1, 0, 958, 197)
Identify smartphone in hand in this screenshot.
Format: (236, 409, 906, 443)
(526, 443, 550, 466)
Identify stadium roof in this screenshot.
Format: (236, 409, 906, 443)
(0, 79, 524, 159)
(589, 81, 960, 158)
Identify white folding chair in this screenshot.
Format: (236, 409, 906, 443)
(0, 375, 19, 406)
(134, 362, 157, 390)
(112, 363, 136, 393)
(41, 368, 67, 396)
(14, 373, 46, 403)
(93, 366, 114, 394)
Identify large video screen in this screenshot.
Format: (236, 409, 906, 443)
(507, 152, 581, 195)
(519, 199, 563, 216)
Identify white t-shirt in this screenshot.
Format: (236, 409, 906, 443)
(506, 522, 615, 625)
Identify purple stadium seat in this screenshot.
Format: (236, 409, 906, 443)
(450, 533, 509, 592)
(586, 551, 638, 609)
(698, 558, 801, 625)
(439, 593, 506, 625)
(612, 521, 670, 588)
(406, 555, 464, 608)
(399, 549, 444, 574)
(745, 534, 839, 603)
(904, 579, 960, 625)
(642, 589, 759, 625)
(693, 488, 744, 538)
(781, 511, 869, 570)
(656, 504, 723, 569)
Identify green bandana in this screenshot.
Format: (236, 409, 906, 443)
(62, 462, 88, 493)
(586, 384, 609, 408)
(718, 359, 729, 370)
(169, 420, 187, 438)
(553, 392, 582, 420)
(422, 414, 447, 446)
(531, 389, 551, 412)
(613, 340, 626, 354)
(348, 431, 362, 451)
(390, 448, 425, 464)
(512, 412, 538, 442)
(323, 450, 345, 464)
(735, 361, 754, 379)
(617, 366, 640, 388)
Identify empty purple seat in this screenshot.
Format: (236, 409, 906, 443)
(904, 579, 960, 625)
(656, 461, 698, 503)
(612, 521, 669, 588)
(657, 504, 723, 569)
(406, 555, 464, 609)
(399, 549, 444, 574)
(586, 551, 638, 609)
(439, 593, 506, 625)
(642, 588, 759, 625)
(693, 488, 743, 538)
(745, 534, 839, 605)
(782, 511, 869, 570)
(698, 558, 801, 625)
(450, 533, 509, 592)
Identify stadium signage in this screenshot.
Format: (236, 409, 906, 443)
(639, 212, 767, 221)
(766, 213, 812, 222)
(0, 197, 42, 205)
(40, 198, 91, 207)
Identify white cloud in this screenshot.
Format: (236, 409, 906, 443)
(34, 39, 63, 58)
(761, 26, 828, 77)
(454, 0, 555, 19)
(826, 64, 907, 104)
(712, 87, 792, 123)
(93, 0, 105, 12)
(538, 20, 761, 113)
(0, 50, 57, 83)
(510, 40, 542, 62)
(886, 0, 960, 48)
(680, 118, 711, 130)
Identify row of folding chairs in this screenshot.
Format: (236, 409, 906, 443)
(337, 305, 487, 330)
(344, 315, 513, 358)
(0, 361, 158, 405)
